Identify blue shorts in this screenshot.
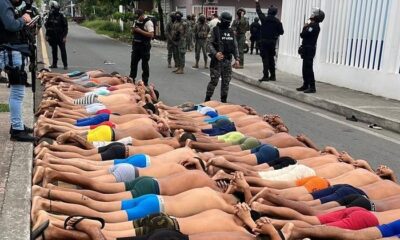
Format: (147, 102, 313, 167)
(114, 154, 150, 168)
(76, 113, 110, 127)
(311, 184, 367, 204)
(121, 194, 161, 221)
(205, 111, 218, 118)
(378, 220, 400, 238)
(204, 115, 229, 124)
(251, 144, 280, 165)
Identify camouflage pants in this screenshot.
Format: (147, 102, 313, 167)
(195, 38, 208, 63)
(167, 41, 174, 65)
(206, 58, 232, 102)
(186, 34, 193, 50)
(237, 34, 246, 67)
(173, 40, 186, 68)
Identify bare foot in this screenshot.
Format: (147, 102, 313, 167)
(32, 185, 50, 198)
(338, 151, 354, 164)
(31, 196, 49, 222)
(249, 187, 270, 205)
(35, 124, 52, 138)
(35, 148, 49, 160)
(281, 222, 294, 240)
(185, 139, 193, 148)
(34, 141, 50, 156)
(56, 131, 74, 144)
(33, 166, 45, 185)
(42, 168, 57, 187)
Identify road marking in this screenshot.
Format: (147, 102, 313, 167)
(211, 76, 400, 145)
(39, 28, 50, 67)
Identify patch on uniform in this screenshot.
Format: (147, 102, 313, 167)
(308, 27, 313, 32)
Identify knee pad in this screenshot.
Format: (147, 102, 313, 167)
(99, 143, 126, 160)
(6, 67, 27, 85)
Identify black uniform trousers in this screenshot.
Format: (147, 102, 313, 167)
(302, 56, 315, 90)
(50, 40, 67, 67)
(259, 40, 277, 79)
(130, 41, 151, 86)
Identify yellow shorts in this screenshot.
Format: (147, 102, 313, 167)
(296, 176, 330, 193)
(87, 125, 114, 143)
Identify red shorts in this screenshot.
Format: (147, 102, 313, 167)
(96, 109, 112, 115)
(90, 121, 116, 129)
(317, 207, 379, 230)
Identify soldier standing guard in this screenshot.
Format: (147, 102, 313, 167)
(231, 8, 249, 69)
(171, 11, 187, 74)
(192, 15, 210, 69)
(166, 12, 176, 68)
(205, 12, 240, 103)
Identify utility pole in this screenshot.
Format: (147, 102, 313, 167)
(70, 0, 74, 17)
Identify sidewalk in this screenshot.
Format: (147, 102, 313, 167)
(232, 55, 400, 134)
(0, 83, 33, 240)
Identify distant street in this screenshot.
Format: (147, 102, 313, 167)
(40, 22, 400, 177)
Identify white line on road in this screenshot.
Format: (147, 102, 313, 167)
(202, 71, 400, 145)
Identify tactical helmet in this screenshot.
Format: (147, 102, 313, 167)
(310, 8, 325, 23)
(175, 11, 183, 17)
(49, 1, 59, 9)
(187, 15, 192, 20)
(267, 6, 278, 16)
(220, 12, 233, 24)
(254, 17, 259, 22)
(236, 8, 246, 15)
(198, 14, 206, 21)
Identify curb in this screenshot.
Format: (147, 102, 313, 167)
(0, 88, 33, 240)
(232, 71, 400, 134)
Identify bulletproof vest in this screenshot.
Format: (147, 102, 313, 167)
(301, 22, 320, 47)
(212, 27, 235, 58)
(196, 23, 209, 39)
(233, 18, 248, 35)
(0, 7, 22, 44)
(133, 18, 152, 43)
(171, 21, 186, 42)
(46, 13, 64, 37)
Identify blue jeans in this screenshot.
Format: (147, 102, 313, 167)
(0, 50, 26, 130)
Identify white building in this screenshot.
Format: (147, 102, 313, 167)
(278, 0, 400, 101)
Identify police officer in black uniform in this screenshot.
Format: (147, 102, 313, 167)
(45, 1, 68, 70)
(255, 0, 284, 82)
(296, 8, 325, 93)
(205, 12, 240, 103)
(129, 9, 154, 86)
(0, 0, 35, 141)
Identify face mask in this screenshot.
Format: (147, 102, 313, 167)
(176, 15, 182, 21)
(220, 21, 230, 29)
(199, 19, 205, 24)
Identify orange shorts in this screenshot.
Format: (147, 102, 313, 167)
(296, 176, 330, 193)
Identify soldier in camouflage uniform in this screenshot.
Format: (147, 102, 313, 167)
(166, 12, 176, 68)
(231, 8, 249, 68)
(171, 11, 187, 74)
(205, 12, 240, 103)
(186, 15, 193, 51)
(193, 15, 210, 69)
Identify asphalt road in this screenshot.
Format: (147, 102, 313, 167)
(40, 23, 400, 178)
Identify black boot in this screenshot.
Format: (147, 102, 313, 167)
(304, 88, 316, 93)
(49, 65, 58, 69)
(205, 96, 211, 102)
(10, 129, 35, 142)
(296, 86, 308, 91)
(258, 77, 269, 82)
(221, 96, 228, 103)
(269, 75, 276, 81)
(9, 125, 34, 134)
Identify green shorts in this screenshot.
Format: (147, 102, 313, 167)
(125, 176, 160, 197)
(240, 137, 261, 150)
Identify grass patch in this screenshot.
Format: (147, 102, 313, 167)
(0, 103, 10, 112)
(81, 19, 132, 42)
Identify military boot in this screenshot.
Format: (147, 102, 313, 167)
(172, 68, 180, 73)
(168, 62, 172, 68)
(175, 68, 184, 74)
(204, 60, 208, 69)
(192, 61, 199, 68)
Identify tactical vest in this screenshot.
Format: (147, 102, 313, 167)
(212, 27, 235, 59)
(133, 18, 152, 44)
(0, 7, 22, 44)
(196, 23, 209, 39)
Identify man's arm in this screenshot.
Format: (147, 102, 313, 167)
(135, 20, 154, 39)
(207, 28, 218, 57)
(62, 15, 68, 38)
(278, 21, 284, 36)
(0, 1, 25, 32)
(255, 0, 266, 22)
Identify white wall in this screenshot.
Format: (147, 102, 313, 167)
(277, 0, 400, 100)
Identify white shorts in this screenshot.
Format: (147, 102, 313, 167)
(258, 164, 316, 181)
(85, 103, 106, 114)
